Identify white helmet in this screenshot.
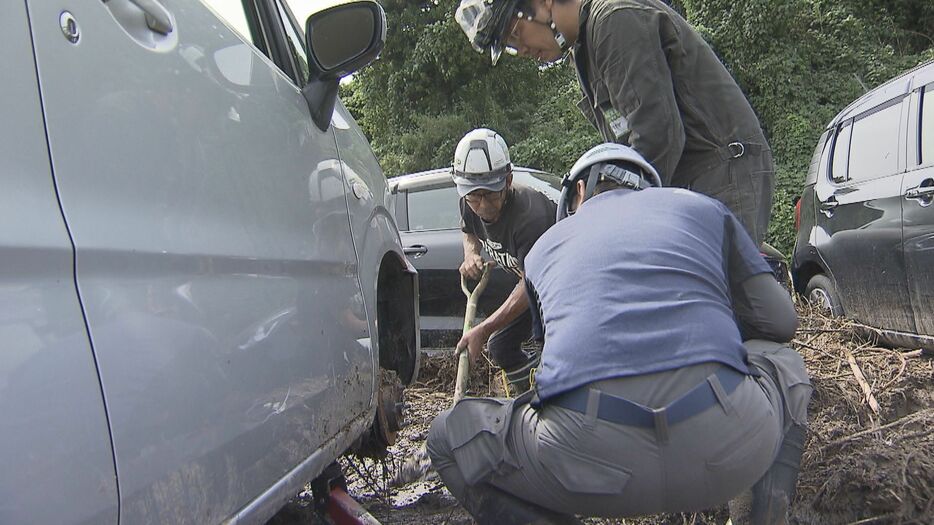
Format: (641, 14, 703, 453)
(557, 143, 662, 220)
(452, 128, 513, 197)
(455, 0, 521, 65)
(455, 0, 569, 65)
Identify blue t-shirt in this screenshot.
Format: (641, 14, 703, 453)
(524, 187, 771, 400)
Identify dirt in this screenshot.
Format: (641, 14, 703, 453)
(271, 305, 934, 525)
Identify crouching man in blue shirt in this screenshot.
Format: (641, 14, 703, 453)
(427, 143, 812, 525)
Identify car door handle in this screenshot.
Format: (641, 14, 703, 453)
(819, 197, 838, 217)
(404, 245, 428, 258)
(103, 0, 173, 36)
(905, 180, 934, 202)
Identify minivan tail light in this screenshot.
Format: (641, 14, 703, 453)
(794, 198, 802, 231)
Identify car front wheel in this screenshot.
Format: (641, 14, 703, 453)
(805, 274, 843, 317)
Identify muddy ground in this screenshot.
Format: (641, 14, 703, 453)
(271, 305, 934, 524)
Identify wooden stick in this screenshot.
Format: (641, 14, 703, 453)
(843, 347, 881, 422)
(454, 263, 494, 404)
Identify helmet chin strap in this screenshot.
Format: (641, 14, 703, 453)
(549, 21, 568, 50)
(515, 9, 570, 53)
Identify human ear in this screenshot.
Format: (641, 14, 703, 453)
(574, 179, 586, 210)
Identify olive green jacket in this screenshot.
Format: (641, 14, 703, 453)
(574, 0, 769, 187)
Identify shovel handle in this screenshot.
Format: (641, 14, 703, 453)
(454, 263, 494, 403)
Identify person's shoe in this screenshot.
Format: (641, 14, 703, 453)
(727, 488, 754, 525)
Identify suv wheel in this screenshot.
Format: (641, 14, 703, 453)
(805, 274, 843, 317)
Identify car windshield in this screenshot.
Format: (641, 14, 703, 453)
(514, 170, 561, 200)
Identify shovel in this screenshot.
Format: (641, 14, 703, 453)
(389, 262, 495, 488)
(453, 262, 494, 404)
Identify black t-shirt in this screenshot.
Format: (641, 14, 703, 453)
(460, 184, 557, 278)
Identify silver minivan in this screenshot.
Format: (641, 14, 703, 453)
(0, 1, 418, 523)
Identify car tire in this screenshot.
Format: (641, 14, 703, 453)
(805, 274, 843, 317)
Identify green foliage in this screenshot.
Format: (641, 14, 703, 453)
(682, 0, 933, 251)
(346, 0, 933, 253)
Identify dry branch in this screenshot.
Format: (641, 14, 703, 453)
(842, 347, 881, 422)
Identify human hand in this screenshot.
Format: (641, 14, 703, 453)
(459, 253, 485, 280)
(455, 325, 489, 364)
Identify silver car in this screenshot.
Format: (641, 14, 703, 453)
(1, 1, 418, 523)
(389, 168, 561, 345)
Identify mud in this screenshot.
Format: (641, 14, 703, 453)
(271, 306, 934, 524)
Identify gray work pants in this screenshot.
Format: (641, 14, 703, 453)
(427, 341, 811, 519)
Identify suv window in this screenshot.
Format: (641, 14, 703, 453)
(830, 122, 852, 183)
(407, 186, 462, 231)
(922, 85, 933, 165)
(848, 101, 902, 182)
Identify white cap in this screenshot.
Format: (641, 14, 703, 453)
(452, 128, 512, 197)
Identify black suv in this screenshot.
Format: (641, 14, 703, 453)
(792, 60, 934, 350)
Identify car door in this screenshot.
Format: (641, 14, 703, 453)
(903, 78, 934, 338)
(0, 4, 117, 522)
(25, 1, 370, 522)
(401, 181, 490, 326)
(813, 95, 916, 332)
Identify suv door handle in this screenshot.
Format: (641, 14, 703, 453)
(404, 245, 428, 258)
(905, 179, 934, 202)
(819, 197, 838, 217)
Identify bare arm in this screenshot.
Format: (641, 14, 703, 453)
(478, 278, 529, 335)
(458, 277, 530, 362)
(460, 232, 485, 280)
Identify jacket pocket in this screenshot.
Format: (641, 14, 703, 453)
(537, 431, 631, 495)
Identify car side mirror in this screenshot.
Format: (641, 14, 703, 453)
(302, 1, 386, 131)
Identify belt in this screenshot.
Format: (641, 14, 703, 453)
(547, 367, 746, 431)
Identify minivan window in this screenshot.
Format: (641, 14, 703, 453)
(806, 130, 829, 185)
(922, 85, 933, 165)
(830, 122, 852, 183)
(203, 0, 255, 44)
(407, 186, 462, 231)
(275, 0, 310, 85)
(848, 101, 901, 182)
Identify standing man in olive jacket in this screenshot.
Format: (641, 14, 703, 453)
(456, 0, 775, 245)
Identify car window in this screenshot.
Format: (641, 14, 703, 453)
(922, 85, 933, 165)
(806, 130, 829, 186)
(848, 101, 901, 182)
(202, 0, 256, 44)
(830, 122, 852, 183)
(407, 186, 462, 231)
(275, 0, 309, 85)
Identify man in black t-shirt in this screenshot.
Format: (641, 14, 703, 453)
(452, 128, 556, 394)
